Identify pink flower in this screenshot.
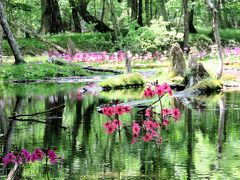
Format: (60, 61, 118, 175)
(143, 86, 155, 98)
(155, 85, 164, 96)
(21, 149, 31, 162)
(150, 129, 158, 137)
(123, 106, 131, 113)
(102, 107, 115, 116)
(163, 119, 169, 126)
(48, 150, 58, 164)
(162, 108, 171, 116)
(145, 108, 152, 117)
(113, 119, 122, 128)
(171, 108, 180, 120)
(104, 123, 116, 134)
(142, 133, 153, 142)
(114, 106, 125, 115)
(31, 148, 44, 162)
(18, 157, 23, 164)
(144, 120, 154, 130)
(132, 123, 140, 135)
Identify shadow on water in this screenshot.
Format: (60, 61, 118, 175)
(1, 83, 240, 179)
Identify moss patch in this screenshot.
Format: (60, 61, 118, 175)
(0, 63, 89, 82)
(190, 78, 223, 95)
(100, 73, 144, 90)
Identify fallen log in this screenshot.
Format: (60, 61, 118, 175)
(82, 66, 123, 74)
(14, 22, 67, 54)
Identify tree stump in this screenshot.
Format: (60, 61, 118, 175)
(169, 43, 186, 77)
(125, 51, 132, 74)
(183, 62, 210, 88)
(67, 38, 77, 57)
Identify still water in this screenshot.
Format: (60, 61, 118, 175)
(0, 83, 240, 179)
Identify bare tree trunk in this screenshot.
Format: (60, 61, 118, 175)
(189, 0, 197, 33)
(183, 0, 190, 48)
(205, 0, 223, 79)
(69, 0, 82, 32)
(150, 0, 153, 20)
(77, 0, 113, 33)
(159, 0, 168, 22)
(131, 0, 138, 20)
(101, 0, 106, 21)
(138, 0, 143, 26)
(107, 0, 119, 38)
(145, 0, 150, 24)
(0, 2, 25, 64)
(0, 26, 3, 64)
(41, 0, 63, 34)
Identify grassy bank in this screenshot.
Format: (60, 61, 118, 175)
(3, 28, 240, 56)
(0, 63, 89, 82)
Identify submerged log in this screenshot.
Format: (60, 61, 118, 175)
(82, 66, 123, 74)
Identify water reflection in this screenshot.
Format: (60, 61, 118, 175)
(0, 83, 240, 179)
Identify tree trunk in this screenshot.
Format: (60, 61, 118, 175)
(205, 0, 223, 79)
(189, 0, 197, 33)
(41, 0, 63, 34)
(137, 0, 143, 26)
(159, 0, 168, 22)
(183, 0, 190, 48)
(131, 0, 138, 20)
(0, 2, 25, 64)
(145, 0, 150, 24)
(101, 0, 106, 21)
(150, 0, 153, 20)
(0, 26, 3, 64)
(69, 0, 82, 32)
(77, 0, 113, 33)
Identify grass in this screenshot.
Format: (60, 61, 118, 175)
(3, 32, 113, 55)
(99, 73, 145, 90)
(196, 27, 240, 43)
(0, 63, 89, 82)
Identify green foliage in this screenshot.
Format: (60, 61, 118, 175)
(0, 63, 89, 81)
(117, 20, 182, 53)
(189, 33, 213, 49)
(99, 73, 144, 89)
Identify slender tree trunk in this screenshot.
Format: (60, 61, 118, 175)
(159, 0, 168, 22)
(131, 0, 138, 20)
(77, 0, 113, 33)
(41, 0, 63, 34)
(0, 26, 3, 63)
(107, 0, 119, 38)
(0, 2, 25, 64)
(150, 0, 153, 20)
(101, 0, 106, 21)
(145, 0, 150, 24)
(183, 0, 190, 48)
(205, 0, 223, 79)
(69, 0, 82, 32)
(189, 0, 197, 33)
(138, 0, 143, 26)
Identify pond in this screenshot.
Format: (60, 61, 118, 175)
(0, 83, 240, 179)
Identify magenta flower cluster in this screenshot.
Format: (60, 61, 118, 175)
(2, 148, 61, 167)
(48, 51, 162, 64)
(102, 105, 132, 134)
(100, 82, 181, 148)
